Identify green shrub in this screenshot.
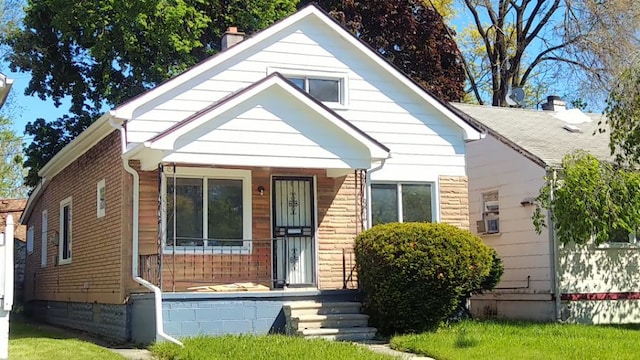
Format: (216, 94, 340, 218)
(355, 222, 494, 335)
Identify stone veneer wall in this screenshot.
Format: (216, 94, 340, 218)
(439, 176, 470, 230)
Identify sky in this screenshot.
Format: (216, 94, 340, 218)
(1, 66, 70, 139)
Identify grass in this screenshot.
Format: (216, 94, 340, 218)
(391, 320, 640, 360)
(9, 321, 124, 360)
(151, 335, 394, 360)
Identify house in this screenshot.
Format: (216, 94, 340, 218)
(458, 97, 640, 324)
(20, 5, 482, 344)
(0, 72, 13, 109)
(0, 199, 28, 305)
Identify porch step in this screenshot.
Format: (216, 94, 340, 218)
(298, 327, 378, 341)
(284, 301, 377, 342)
(291, 313, 370, 329)
(283, 301, 363, 316)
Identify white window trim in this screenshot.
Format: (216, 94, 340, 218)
(59, 197, 72, 265)
(480, 190, 500, 235)
(162, 167, 252, 254)
(97, 179, 106, 218)
(267, 66, 349, 108)
(26, 226, 34, 255)
(370, 182, 436, 224)
(41, 210, 48, 268)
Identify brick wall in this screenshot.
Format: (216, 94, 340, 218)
(24, 131, 127, 304)
(439, 175, 470, 230)
(135, 166, 361, 292)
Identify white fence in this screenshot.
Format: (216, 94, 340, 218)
(0, 215, 14, 360)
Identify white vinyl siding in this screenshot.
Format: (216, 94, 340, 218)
(124, 22, 467, 180)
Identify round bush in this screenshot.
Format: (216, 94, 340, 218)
(355, 222, 494, 335)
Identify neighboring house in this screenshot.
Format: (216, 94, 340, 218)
(458, 97, 640, 324)
(0, 199, 27, 305)
(0, 72, 13, 109)
(21, 5, 481, 344)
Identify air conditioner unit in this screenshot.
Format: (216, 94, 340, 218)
(484, 201, 499, 213)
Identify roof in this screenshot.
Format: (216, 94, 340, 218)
(0, 72, 14, 109)
(452, 103, 611, 167)
(114, 4, 482, 140)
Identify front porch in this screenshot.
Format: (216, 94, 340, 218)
(136, 166, 362, 293)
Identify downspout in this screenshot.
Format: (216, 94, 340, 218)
(365, 159, 387, 229)
(547, 167, 562, 322)
(116, 125, 183, 346)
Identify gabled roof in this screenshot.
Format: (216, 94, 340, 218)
(129, 72, 389, 170)
(453, 103, 611, 167)
(113, 4, 482, 140)
(0, 72, 14, 109)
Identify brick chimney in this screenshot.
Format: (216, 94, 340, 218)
(221, 27, 245, 50)
(542, 95, 566, 111)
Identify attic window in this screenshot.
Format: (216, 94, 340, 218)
(288, 77, 341, 103)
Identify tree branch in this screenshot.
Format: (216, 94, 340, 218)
(519, 39, 581, 84)
(524, 0, 561, 45)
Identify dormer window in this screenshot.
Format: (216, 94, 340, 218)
(288, 77, 341, 103)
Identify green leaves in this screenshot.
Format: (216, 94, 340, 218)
(533, 150, 640, 246)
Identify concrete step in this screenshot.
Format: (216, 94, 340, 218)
(299, 327, 377, 341)
(291, 313, 370, 329)
(283, 301, 362, 316)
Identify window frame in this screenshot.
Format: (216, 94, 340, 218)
(480, 191, 500, 235)
(370, 182, 436, 225)
(267, 67, 349, 108)
(59, 197, 72, 265)
(41, 210, 48, 268)
(97, 179, 106, 218)
(161, 167, 252, 254)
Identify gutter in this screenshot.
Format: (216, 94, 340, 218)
(116, 127, 183, 346)
(365, 158, 388, 229)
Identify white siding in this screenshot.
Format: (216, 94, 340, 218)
(467, 136, 551, 293)
(162, 89, 372, 169)
(125, 16, 467, 181)
(467, 135, 555, 321)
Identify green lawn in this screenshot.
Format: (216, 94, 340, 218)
(391, 320, 640, 360)
(151, 335, 394, 360)
(9, 321, 124, 360)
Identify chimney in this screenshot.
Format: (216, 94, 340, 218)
(221, 27, 245, 50)
(542, 95, 566, 112)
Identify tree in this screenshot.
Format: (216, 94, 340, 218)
(300, 0, 466, 102)
(0, 116, 26, 198)
(3, 0, 299, 187)
(604, 53, 640, 165)
(455, 1, 640, 107)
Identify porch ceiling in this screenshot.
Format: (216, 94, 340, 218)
(128, 73, 389, 171)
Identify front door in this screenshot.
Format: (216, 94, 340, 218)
(272, 177, 315, 287)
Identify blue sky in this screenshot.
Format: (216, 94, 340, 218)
(1, 65, 70, 139)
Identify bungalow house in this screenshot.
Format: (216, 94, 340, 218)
(20, 5, 481, 344)
(458, 98, 640, 324)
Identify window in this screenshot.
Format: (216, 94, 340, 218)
(371, 183, 433, 225)
(26, 226, 34, 255)
(477, 191, 500, 234)
(97, 179, 106, 218)
(59, 197, 72, 264)
(41, 210, 48, 268)
(164, 168, 251, 249)
(288, 77, 341, 103)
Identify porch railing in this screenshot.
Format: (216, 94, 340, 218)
(138, 238, 359, 292)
